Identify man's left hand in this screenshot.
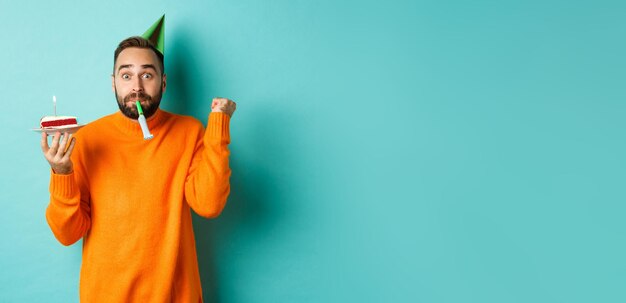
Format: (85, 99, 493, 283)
(211, 98, 237, 117)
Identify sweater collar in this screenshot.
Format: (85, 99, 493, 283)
(112, 108, 167, 136)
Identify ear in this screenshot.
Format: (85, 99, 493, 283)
(111, 75, 115, 93)
(161, 73, 167, 93)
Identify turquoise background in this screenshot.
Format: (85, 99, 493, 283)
(1, 0, 625, 302)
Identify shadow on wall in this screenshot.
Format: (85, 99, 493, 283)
(192, 146, 276, 302)
(167, 28, 287, 302)
(164, 28, 195, 119)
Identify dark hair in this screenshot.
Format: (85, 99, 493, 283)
(113, 36, 164, 75)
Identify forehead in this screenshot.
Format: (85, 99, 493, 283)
(115, 47, 160, 71)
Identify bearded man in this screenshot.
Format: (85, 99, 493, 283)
(40, 33, 236, 302)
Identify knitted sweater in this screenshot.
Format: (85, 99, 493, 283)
(45, 109, 231, 302)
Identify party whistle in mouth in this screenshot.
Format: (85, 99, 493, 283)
(136, 101, 154, 140)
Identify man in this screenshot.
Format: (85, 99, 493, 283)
(40, 30, 236, 301)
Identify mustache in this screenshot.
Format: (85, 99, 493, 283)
(123, 92, 153, 103)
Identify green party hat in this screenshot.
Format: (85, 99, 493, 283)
(142, 14, 165, 54)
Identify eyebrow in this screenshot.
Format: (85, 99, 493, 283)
(117, 64, 158, 73)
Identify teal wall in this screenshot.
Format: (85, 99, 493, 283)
(2, 0, 625, 302)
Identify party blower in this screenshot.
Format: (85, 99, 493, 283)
(136, 101, 154, 140)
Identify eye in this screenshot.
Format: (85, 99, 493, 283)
(121, 74, 131, 80)
(142, 73, 153, 79)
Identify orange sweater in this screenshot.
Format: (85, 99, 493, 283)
(45, 109, 231, 302)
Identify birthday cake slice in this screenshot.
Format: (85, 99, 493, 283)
(40, 116, 78, 128)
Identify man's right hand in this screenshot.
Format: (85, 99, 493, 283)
(41, 132, 76, 175)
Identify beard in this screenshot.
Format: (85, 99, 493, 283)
(115, 86, 162, 120)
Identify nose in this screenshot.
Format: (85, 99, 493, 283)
(132, 77, 144, 92)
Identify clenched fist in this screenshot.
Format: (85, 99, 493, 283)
(211, 97, 237, 117)
(41, 132, 76, 175)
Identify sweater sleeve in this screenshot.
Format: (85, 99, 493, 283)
(45, 166, 92, 246)
(184, 112, 232, 218)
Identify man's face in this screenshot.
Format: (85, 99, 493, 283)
(112, 47, 166, 119)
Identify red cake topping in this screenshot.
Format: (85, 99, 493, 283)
(40, 116, 78, 128)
